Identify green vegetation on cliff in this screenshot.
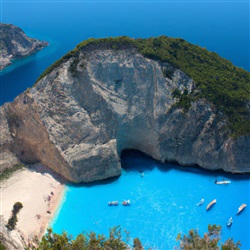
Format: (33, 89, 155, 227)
(0, 242, 6, 250)
(0, 163, 24, 182)
(36, 36, 250, 137)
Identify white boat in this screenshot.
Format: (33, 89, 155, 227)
(197, 198, 204, 206)
(227, 217, 233, 227)
(122, 199, 130, 206)
(237, 204, 247, 214)
(215, 180, 231, 184)
(206, 199, 216, 211)
(108, 201, 119, 206)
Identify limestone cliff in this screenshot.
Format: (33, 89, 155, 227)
(0, 37, 249, 182)
(0, 23, 48, 70)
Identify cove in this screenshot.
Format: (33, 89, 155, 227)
(51, 151, 250, 249)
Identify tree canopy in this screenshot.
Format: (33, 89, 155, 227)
(37, 226, 142, 250)
(177, 224, 241, 250)
(34, 224, 241, 250)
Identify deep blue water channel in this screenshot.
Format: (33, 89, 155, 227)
(0, 1, 249, 105)
(51, 151, 250, 249)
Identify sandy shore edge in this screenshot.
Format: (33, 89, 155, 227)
(0, 165, 66, 248)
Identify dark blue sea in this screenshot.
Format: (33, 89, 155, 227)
(0, 0, 249, 105)
(1, 1, 249, 249)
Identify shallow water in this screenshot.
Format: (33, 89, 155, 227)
(51, 151, 250, 249)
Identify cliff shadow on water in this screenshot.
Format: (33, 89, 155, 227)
(121, 149, 168, 173)
(121, 149, 250, 182)
(65, 149, 250, 188)
(65, 149, 169, 188)
(121, 149, 210, 174)
(66, 171, 121, 188)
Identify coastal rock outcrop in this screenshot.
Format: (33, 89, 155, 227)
(0, 39, 249, 182)
(0, 23, 48, 70)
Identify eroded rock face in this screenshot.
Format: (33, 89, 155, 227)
(0, 23, 48, 70)
(0, 48, 249, 182)
(0, 107, 20, 170)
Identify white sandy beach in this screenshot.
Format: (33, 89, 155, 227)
(0, 165, 65, 248)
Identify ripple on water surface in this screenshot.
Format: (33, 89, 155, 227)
(51, 151, 250, 249)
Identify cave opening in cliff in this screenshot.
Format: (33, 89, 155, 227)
(120, 149, 224, 177)
(120, 149, 170, 174)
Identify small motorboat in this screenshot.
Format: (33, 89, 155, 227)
(139, 170, 144, 177)
(236, 204, 247, 214)
(108, 201, 119, 206)
(197, 198, 204, 206)
(215, 180, 231, 185)
(122, 199, 130, 206)
(206, 199, 216, 211)
(227, 217, 233, 227)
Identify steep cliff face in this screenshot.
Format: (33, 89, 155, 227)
(1, 46, 249, 182)
(0, 23, 48, 70)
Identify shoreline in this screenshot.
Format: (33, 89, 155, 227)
(39, 183, 67, 239)
(0, 165, 66, 248)
(38, 181, 65, 240)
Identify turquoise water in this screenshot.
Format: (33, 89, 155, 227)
(51, 151, 250, 249)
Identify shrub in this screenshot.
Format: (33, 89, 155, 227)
(172, 88, 192, 112)
(6, 202, 23, 231)
(0, 164, 24, 182)
(38, 226, 129, 250)
(0, 241, 7, 250)
(13, 202, 23, 214)
(177, 224, 241, 250)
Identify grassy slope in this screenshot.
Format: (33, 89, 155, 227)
(35, 36, 250, 137)
(0, 164, 25, 182)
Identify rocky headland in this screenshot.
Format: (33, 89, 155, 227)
(0, 23, 48, 70)
(0, 36, 249, 183)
